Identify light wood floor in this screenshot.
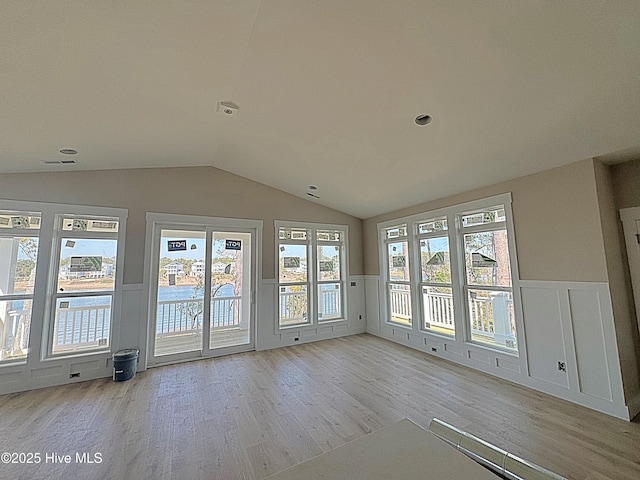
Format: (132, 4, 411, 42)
(0, 333, 639, 480)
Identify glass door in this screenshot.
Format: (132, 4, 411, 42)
(153, 228, 206, 358)
(148, 220, 256, 365)
(206, 232, 252, 351)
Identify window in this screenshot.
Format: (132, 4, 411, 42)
(316, 229, 345, 321)
(0, 210, 41, 363)
(378, 194, 520, 355)
(48, 214, 121, 355)
(418, 216, 454, 336)
(383, 224, 412, 327)
(459, 206, 517, 352)
(0, 200, 127, 372)
(277, 223, 347, 328)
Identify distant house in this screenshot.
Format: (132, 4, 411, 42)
(191, 261, 205, 276)
(164, 262, 185, 276)
(212, 262, 227, 274)
(59, 263, 114, 280)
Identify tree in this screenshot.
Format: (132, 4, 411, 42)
(18, 238, 38, 262)
(15, 259, 35, 279)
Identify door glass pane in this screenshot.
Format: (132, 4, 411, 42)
(279, 244, 307, 283)
(155, 229, 205, 356)
(57, 238, 117, 293)
(318, 283, 341, 321)
(388, 283, 412, 326)
(388, 241, 409, 281)
(468, 289, 517, 352)
(279, 285, 308, 326)
(317, 245, 341, 281)
(52, 295, 111, 354)
(210, 233, 251, 348)
(464, 230, 512, 287)
(420, 237, 450, 283)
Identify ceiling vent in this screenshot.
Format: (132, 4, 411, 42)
(43, 160, 76, 165)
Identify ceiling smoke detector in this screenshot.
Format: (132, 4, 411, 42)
(217, 102, 239, 116)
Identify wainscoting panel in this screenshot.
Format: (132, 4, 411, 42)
(568, 289, 613, 401)
(521, 287, 569, 388)
(256, 277, 366, 351)
(365, 275, 632, 420)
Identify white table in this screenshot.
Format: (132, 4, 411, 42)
(265, 419, 501, 480)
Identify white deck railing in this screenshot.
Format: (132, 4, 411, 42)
(389, 287, 412, 320)
(156, 296, 242, 335)
(279, 290, 308, 324)
(390, 288, 507, 338)
(51, 296, 243, 350)
(279, 288, 341, 324)
(54, 304, 111, 350)
(1, 309, 30, 358)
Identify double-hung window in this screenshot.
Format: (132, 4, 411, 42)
(0, 210, 41, 363)
(277, 223, 347, 328)
(379, 194, 521, 355)
(459, 205, 517, 352)
(418, 216, 455, 336)
(383, 224, 412, 327)
(48, 214, 121, 355)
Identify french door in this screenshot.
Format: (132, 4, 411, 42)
(146, 215, 259, 365)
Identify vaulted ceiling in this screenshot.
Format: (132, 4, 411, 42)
(2, 1, 639, 218)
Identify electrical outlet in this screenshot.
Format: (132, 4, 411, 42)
(70, 373, 80, 378)
(558, 361, 566, 372)
(431, 347, 437, 352)
(294, 337, 299, 342)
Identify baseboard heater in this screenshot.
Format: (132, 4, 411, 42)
(428, 418, 567, 480)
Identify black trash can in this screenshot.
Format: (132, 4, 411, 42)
(113, 349, 139, 382)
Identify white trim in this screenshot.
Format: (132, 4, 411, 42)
(274, 220, 349, 333)
(144, 212, 262, 368)
(0, 199, 128, 395)
(620, 206, 640, 344)
(377, 193, 512, 231)
(366, 275, 631, 420)
(376, 192, 523, 358)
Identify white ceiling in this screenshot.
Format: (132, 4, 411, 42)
(2, 1, 640, 219)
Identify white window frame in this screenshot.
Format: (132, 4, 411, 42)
(377, 193, 524, 357)
(45, 211, 126, 358)
(275, 221, 348, 331)
(456, 204, 518, 353)
(0, 199, 127, 367)
(415, 215, 457, 337)
(0, 208, 42, 364)
(382, 223, 414, 328)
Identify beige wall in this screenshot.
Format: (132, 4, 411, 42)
(364, 158, 608, 282)
(594, 160, 640, 401)
(0, 166, 363, 283)
(611, 158, 640, 209)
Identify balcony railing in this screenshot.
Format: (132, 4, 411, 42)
(390, 288, 511, 339)
(1, 309, 30, 359)
(49, 296, 243, 352)
(156, 296, 241, 336)
(279, 290, 308, 325)
(54, 305, 111, 351)
(278, 288, 342, 325)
